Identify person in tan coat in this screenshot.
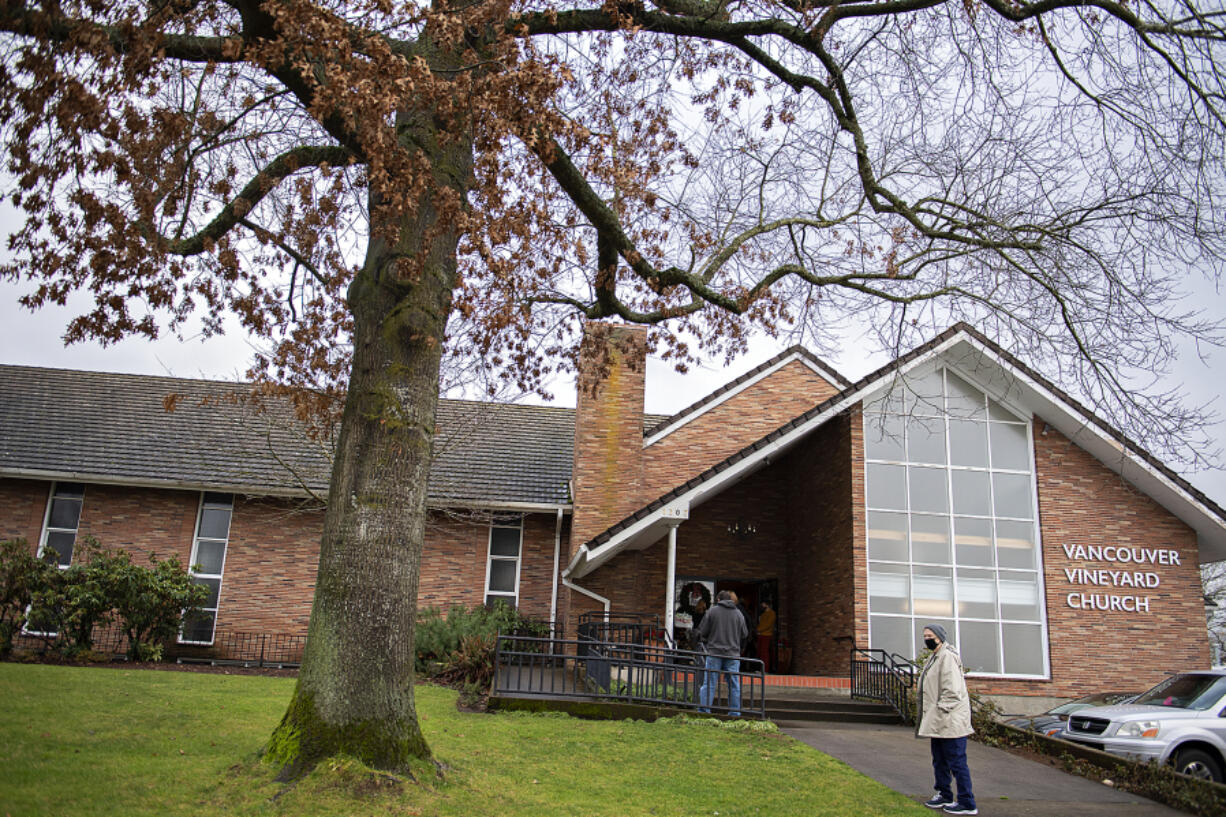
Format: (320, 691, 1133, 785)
(916, 624, 977, 815)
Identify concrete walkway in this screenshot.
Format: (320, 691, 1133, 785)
(779, 720, 1188, 816)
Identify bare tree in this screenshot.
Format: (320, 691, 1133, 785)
(2, 0, 1224, 777)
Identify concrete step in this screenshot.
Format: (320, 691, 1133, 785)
(764, 698, 904, 724)
(764, 697, 886, 712)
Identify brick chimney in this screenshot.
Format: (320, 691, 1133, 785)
(569, 322, 648, 557)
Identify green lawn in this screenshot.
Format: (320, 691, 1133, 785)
(0, 663, 925, 816)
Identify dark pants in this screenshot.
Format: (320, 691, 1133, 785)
(930, 736, 975, 809)
(756, 634, 772, 672)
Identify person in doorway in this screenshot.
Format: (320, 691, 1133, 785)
(756, 600, 776, 673)
(692, 597, 708, 631)
(917, 624, 977, 815)
(697, 590, 748, 716)
(732, 592, 754, 654)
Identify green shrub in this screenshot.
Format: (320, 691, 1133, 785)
(414, 601, 548, 672)
(433, 632, 498, 689)
(19, 538, 207, 661)
(0, 539, 58, 656)
(415, 601, 550, 691)
(29, 537, 118, 656)
(107, 550, 207, 661)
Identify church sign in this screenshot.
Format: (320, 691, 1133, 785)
(1060, 544, 1181, 614)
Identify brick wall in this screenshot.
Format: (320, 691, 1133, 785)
(642, 359, 840, 500)
(221, 503, 562, 635)
(850, 409, 870, 653)
(783, 413, 861, 675)
(971, 419, 1210, 699)
(570, 323, 648, 553)
(77, 483, 199, 564)
(0, 478, 48, 547)
(419, 511, 559, 623)
(518, 512, 562, 621)
(218, 497, 322, 634)
(0, 477, 562, 638)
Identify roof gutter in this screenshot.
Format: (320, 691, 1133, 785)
(0, 467, 322, 500)
(0, 468, 575, 515)
(563, 542, 587, 578)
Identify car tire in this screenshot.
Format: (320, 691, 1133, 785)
(1173, 747, 1223, 782)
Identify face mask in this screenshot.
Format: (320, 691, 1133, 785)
(924, 637, 939, 650)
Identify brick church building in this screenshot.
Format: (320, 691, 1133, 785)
(2, 323, 1222, 705)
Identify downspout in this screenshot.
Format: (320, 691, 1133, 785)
(664, 522, 680, 645)
(549, 507, 563, 636)
(561, 568, 611, 621)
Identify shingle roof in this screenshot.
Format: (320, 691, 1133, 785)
(431, 399, 574, 506)
(0, 365, 334, 497)
(0, 364, 675, 508)
(0, 365, 606, 508)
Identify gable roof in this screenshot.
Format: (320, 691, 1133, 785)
(643, 345, 849, 444)
(0, 365, 581, 509)
(565, 323, 1226, 577)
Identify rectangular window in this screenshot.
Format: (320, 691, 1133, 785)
(25, 482, 86, 635)
(864, 366, 1049, 679)
(484, 516, 523, 609)
(180, 492, 233, 645)
(38, 482, 85, 568)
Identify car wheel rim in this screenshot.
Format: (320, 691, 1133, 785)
(1181, 761, 1213, 781)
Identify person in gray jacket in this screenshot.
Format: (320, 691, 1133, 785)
(697, 590, 748, 716)
(916, 624, 976, 815)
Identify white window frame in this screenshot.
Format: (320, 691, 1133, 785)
(863, 364, 1051, 680)
(35, 482, 84, 569)
(24, 482, 86, 636)
(483, 515, 523, 609)
(179, 492, 233, 646)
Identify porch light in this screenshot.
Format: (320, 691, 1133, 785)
(727, 519, 757, 538)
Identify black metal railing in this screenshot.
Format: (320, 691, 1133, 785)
(15, 625, 306, 668)
(576, 611, 669, 648)
(494, 633, 768, 719)
(174, 630, 306, 667)
(850, 647, 915, 723)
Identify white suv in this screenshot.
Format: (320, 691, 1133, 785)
(1059, 670, 1226, 782)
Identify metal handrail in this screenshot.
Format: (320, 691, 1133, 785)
(495, 633, 768, 719)
(16, 624, 306, 667)
(850, 646, 916, 724)
(576, 612, 667, 646)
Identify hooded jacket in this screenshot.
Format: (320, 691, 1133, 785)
(916, 644, 974, 739)
(697, 599, 747, 658)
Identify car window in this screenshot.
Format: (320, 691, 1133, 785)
(1049, 692, 1137, 715)
(1132, 675, 1226, 710)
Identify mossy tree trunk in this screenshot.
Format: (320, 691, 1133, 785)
(266, 105, 472, 779)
